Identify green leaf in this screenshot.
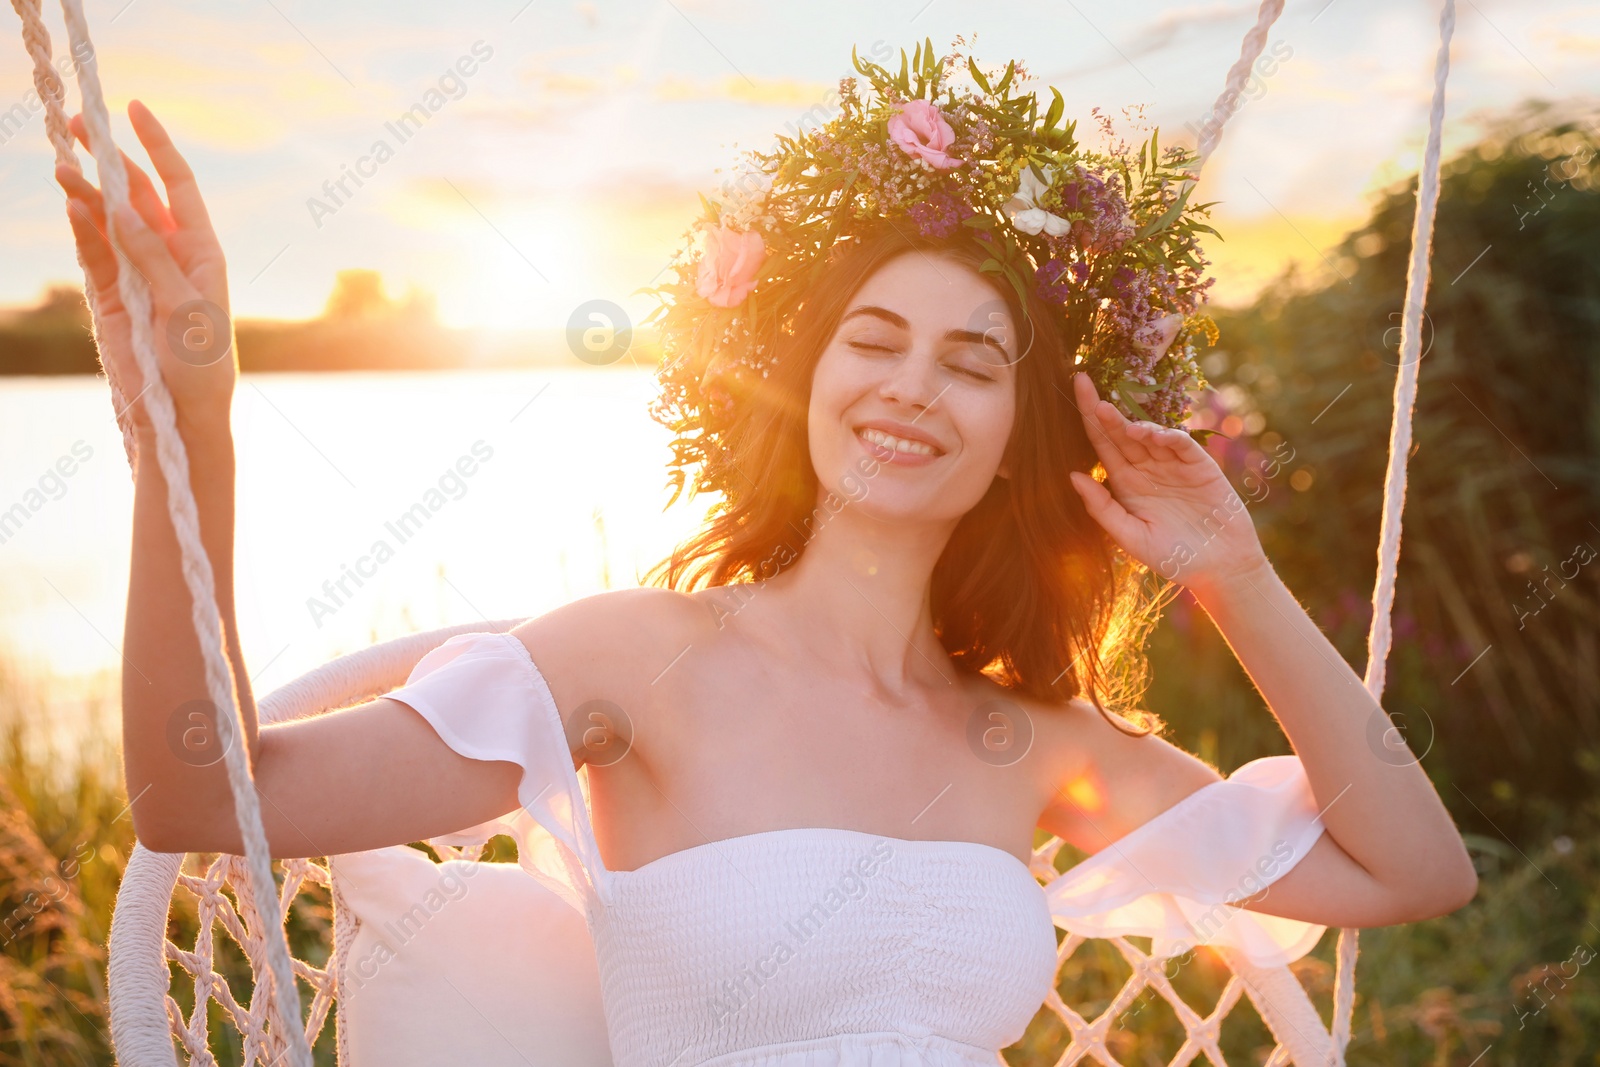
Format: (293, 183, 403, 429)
(1043, 88, 1064, 132)
(968, 57, 991, 93)
(897, 48, 910, 94)
(1187, 427, 1232, 444)
(1138, 180, 1195, 240)
(961, 213, 995, 228)
(924, 35, 936, 81)
(995, 59, 1015, 95)
(1117, 388, 1152, 422)
(979, 258, 1004, 274)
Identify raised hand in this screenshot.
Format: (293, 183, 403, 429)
(54, 99, 235, 437)
(1067, 371, 1269, 594)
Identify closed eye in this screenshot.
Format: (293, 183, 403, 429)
(848, 340, 997, 381)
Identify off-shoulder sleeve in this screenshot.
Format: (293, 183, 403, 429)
(1042, 755, 1328, 968)
(382, 631, 611, 918)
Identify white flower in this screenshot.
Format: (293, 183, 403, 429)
(1133, 313, 1187, 361)
(1003, 165, 1073, 237)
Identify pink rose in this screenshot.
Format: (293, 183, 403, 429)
(695, 225, 766, 307)
(887, 100, 963, 170)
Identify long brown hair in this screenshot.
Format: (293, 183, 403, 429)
(648, 225, 1167, 735)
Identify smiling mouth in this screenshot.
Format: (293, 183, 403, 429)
(855, 426, 944, 457)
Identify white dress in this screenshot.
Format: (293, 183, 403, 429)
(384, 630, 1330, 1067)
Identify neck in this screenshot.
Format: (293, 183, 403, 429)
(755, 493, 959, 693)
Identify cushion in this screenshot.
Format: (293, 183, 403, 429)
(330, 844, 613, 1066)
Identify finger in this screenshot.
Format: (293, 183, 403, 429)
(1069, 469, 1144, 547)
(108, 201, 196, 300)
(1127, 420, 1190, 461)
(67, 110, 177, 234)
(56, 163, 104, 221)
(64, 192, 122, 298)
(1092, 394, 1158, 467)
(1167, 427, 1212, 465)
(118, 144, 177, 234)
(1073, 372, 1147, 476)
(129, 100, 212, 233)
(1129, 420, 1213, 466)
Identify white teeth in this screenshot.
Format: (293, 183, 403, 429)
(858, 427, 937, 456)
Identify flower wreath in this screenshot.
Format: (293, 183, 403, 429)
(639, 37, 1222, 506)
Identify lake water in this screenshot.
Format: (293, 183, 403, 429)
(0, 368, 712, 750)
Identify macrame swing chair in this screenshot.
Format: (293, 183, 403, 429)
(9, 0, 1459, 1062)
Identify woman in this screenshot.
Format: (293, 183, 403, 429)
(61, 74, 1474, 1062)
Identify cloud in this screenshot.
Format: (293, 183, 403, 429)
(1041, 1, 1259, 82)
(653, 72, 835, 107)
(1120, 2, 1262, 60)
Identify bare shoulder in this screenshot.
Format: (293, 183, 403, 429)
(509, 586, 720, 701)
(1021, 689, 1223, 854)
(511, 585, 715, 648)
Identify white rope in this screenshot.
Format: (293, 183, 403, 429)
(1174, 0, 1456, 1059)
(1344, 1, 1458, 1062)
(1193, 0, 1286, 173)
(7, 2, 312, 1064)
(7, 0, 139, 473)
(1362, 0, 1456, 702)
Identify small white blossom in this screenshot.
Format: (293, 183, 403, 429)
(1003, 165, 1073, 237)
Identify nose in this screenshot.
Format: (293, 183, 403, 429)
(877, 348, 941, 413)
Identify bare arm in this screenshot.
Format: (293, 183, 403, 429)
(1047, 371, 1478, 926)
(1183, 559, 1477, 925)
(62, 101, 524, 856)
(1037, 700, 1456, 929)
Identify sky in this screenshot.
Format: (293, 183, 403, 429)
(0, 0, 1595, 331)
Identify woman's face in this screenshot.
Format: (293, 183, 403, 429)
(807, 250, 1020, 526)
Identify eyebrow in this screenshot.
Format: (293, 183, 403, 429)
(839, 305, 1012, 359)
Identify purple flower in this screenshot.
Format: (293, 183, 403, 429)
(1034, 258, 1073, 303)
(1054, 165, 1136, 254)
(907, 190, 976, 238)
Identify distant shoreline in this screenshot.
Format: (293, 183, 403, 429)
(0, 316, 665, 375)
(0, 274, 665, 375)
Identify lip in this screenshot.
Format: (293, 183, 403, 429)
(852, 419, 947, 465)
(854, 419, 944, 450)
